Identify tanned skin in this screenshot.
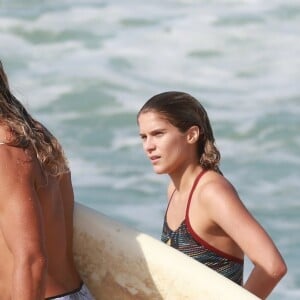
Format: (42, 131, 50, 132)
(0, 127, 81, 300)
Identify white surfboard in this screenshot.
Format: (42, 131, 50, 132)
(73, 202, 260, 300)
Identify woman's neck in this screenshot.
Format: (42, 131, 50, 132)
(169, 165, 204, 193)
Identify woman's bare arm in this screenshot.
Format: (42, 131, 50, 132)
(203, 177, 287, 299)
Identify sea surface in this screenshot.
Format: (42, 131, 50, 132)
(1, 0, 299, 299)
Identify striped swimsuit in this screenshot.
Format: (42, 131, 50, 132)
(161, 171, 244, 285)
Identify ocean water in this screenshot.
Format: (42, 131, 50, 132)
(1, 0, 299, 298)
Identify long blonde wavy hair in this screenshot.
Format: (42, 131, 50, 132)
(0, 60, 69, 176)
(137, 91, 221, 173)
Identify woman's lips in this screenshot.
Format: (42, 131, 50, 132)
(150, 155, 160, 163)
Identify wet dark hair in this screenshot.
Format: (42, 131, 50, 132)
(137, 91, 221, 172)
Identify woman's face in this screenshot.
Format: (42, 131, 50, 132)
(138, 111, 195, 175)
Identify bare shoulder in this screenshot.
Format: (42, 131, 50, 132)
(198, 171, 254, 236)
(0, 144, 37, 200)
(0, 144, 34, 173)
(201, 170, 237, 192)
(198, 170, 241, 208)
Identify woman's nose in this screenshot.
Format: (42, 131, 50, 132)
(144, 137, 155, 152)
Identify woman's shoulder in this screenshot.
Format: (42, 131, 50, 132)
(202, 169, 235, 187)
(198, 170, 239, 204)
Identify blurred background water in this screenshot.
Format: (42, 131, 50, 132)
(1, 0, 299, 298)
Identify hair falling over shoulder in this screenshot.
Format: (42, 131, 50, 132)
(0, 60, 69, 176)
(138, 91, 221, 173)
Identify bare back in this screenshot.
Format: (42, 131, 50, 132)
(0, 140, 81, 299)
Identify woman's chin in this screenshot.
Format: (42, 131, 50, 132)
(153, 167, 166, 175)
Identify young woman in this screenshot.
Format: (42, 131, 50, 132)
(0, 60, 94, 300)
(137, 91, 287, 299)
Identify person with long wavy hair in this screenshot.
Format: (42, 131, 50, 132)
(0, 60, 94, 300)
(137, 91, 287, 299)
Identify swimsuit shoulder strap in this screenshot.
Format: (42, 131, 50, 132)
(185, 170, 207, 218)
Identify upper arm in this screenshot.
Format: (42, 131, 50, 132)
(0, 147, 46, 261)
(204, 179, 283, 269)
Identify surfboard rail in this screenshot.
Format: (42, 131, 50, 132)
(73, 202, 260, 300)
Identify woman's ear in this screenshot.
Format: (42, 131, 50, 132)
(187, 126, 200, 144)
